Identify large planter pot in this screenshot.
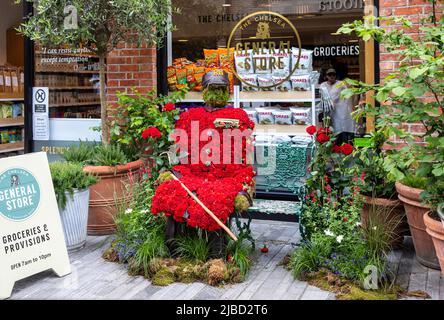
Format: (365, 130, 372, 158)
(59, 188, 90, 252)
(395, 182, 440, 269)
(438, 204, 444, 230)
(423, 212, 444, 276)
(84, 159, 144, 235)
(361, 195, 408, 249)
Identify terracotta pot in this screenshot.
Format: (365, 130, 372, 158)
(423, 212, 444, 276)
(84, 159, 144, 235)
(361, 195, 408, 249)
(395, 181, 440, 269)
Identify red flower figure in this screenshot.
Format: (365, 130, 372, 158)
(341, 143, 353, 155)
(142, 127, 162, 139)
(306, 125, 317, 135)
(163, 102, 175, 112)
(316, 133, 330, 144)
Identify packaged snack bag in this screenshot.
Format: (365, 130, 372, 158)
(204, 49, 219, 68)
(11, 69, 19, 93)
(271, 51, 291, 75)
(291, 48, 313, 74)
(2, 103, 12, 118)
(291, 107, 312, 125)
(234, 50, 253, 74)
(252, 49, 271, 74)
(256, 108, 275, 124)
(4, 69, 12, 93)
(186, 74, 196, 90)
(167, 75, 177, 91)
(185, 64, 195, 76)
(167, 66, 176, 78)
(272, 75, 292, 92)
(176, 68, 187, 85)
(240, 74, 258, 92)
(257, 75, 275, 91)
(194, 72, 205, 91)
(290, 74, 311, 91)
(244, 108, 258, 124)
(273, 110, 292, 125)
(194, 65, 206, 74)
(196, 59, 206, 67)
(0, 67, 4, 93)
(1, 130, 9, 143)
(12, 103, 23, 118)
(219, 48, 235, 70)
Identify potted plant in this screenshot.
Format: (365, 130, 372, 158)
(62, 143, 143, 235)
(348, 128, 408, 248)
(50, 162, 97, 251)
(110, 89, 186, 175)
(337, 3, 443, 268)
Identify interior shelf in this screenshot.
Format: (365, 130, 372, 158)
(239, 90, 313, 103)
(0, 141, 24, 153)
(0, 117, 24, 127)
(253, 124, 310, 136)
(0, 93, 24, 101)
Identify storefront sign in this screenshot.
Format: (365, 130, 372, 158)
(319, 0, 364, 12)
(0, 152, 71, 300)
(32, 87, 50, 141)
(227, 11, 301, 90)
(313, 44, 360, 57)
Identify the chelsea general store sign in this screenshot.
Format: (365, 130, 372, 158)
(0, 152, 70, 300)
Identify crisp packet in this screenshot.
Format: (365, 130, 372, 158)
(273, 110, 293, 125)
(291, 107, 312, 125)
(256, 108, 275, 125)
(240, 74, 258, 92)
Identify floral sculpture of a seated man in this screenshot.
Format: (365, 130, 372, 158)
(152, 70, 256, 232)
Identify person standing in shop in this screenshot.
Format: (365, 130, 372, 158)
(320, 68, 358, 145)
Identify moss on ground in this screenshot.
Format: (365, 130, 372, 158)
(301, 268, 403, 300)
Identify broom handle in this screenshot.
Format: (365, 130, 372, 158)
(169, 173, 238, 241)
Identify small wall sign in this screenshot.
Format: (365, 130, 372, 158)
(0, 152, 71, 300)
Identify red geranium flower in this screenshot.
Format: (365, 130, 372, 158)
(317, 127, 332, 135)
(306, 125, 317, 135)
(142, 127, 162, 139)
(332, 144, 342, 153)
(316, 133, 330, 144)
(163, 102, 175, 112)
(341, 143, 353, 155)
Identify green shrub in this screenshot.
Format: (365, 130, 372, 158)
(62, 142, 129, 167)
(226, 239, 252, 278)
(401, 174, 428, 190)
(91, 144, 128, 166)
(174, 235, 211, 262)
(50, 162, 98, 210)
(61, 142, 95, 165)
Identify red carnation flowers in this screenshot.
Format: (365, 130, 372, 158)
(306, 125, 317, 135)
(163, 102, 175, 112)
(332, 143, 342, 153)
(142, 127, 162, 139)
(341, 143, 353, 155)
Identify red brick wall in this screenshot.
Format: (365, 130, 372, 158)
(379, 0, 441, 145)
(106, 42, 157, 114)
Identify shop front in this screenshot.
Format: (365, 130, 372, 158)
(163, 0, 377, 199)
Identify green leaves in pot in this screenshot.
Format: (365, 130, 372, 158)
(62, 143, 129, 167)
(50, 162, 98, 210)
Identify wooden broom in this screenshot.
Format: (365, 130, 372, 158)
(168, 172, 238, 241)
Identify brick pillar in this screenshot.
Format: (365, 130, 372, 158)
(379, 0, 442, 146)
(106, 42, 157, 118)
